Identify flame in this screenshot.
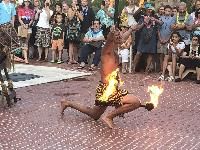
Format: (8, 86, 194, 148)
(99, 68, 123, 101)
(147, 85, 163, 107)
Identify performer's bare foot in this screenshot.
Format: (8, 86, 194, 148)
(60, 99, 70, 116)
(101, 116, 115, 129)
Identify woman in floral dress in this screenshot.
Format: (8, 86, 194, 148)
(66, 0, 83, 64)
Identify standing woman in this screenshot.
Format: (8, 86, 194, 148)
(132, 6, 163, 73)
(66, 0, 83, 64)
(35, 0, 53, 61)
(29, 0, 40, 59)
(192, 8, 200, 36)
(18, 0, 34, 64)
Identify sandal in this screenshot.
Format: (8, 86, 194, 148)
(77, 65, 85, 69)
(166, 76, 174, 82)
(57, 60, 63, 64)
(158, 75, 165, 81)
(77, 62, 85, 69)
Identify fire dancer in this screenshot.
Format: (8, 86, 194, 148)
(61, 26, 149, 129)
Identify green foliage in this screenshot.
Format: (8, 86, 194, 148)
(92, 0, 128, 14)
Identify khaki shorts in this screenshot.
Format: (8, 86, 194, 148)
(52, 39, 64, 51)
(157, 42, 168, 55)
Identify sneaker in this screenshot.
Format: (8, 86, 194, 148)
(158, 75, 165, 81)
(77, 62, 85, 69)
(166, 76, 174, 82)
(50, 60, 55, 63)
(57, 60, 63, 64)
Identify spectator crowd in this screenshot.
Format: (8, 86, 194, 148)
(0, 0, 200, 84)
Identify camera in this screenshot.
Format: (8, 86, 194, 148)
(46, 2, 49, 7)
(76, 3, 82, 11)
(101, 0, 105, 6)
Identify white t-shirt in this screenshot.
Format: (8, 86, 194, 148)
(125, 5, 139, 26)
(119, 49, 129, 63)
(37, 9, 53, 28)
(167, 42, 185, 53)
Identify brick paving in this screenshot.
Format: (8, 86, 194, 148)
(1, 62, 200, 150)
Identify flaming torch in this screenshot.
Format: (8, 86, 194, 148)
(141, 85, 164, 111)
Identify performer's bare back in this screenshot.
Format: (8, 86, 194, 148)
(100, 28, 121, 83)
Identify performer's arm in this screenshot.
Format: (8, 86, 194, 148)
(122, 25, 138, 41)
(102, 29, 115, 55)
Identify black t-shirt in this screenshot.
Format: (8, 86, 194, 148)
(184, 45, 200, 56)
(52, 24, 65, 40)
(50, 12, 66, 25)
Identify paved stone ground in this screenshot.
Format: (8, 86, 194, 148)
(1, 62, 200, 150)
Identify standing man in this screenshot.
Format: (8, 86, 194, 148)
(157, 5, 176, 73)
(80, 0, 95, 34)
(0, 0, 16, 27)
(172, 2, 193, 46)
(96, 0, 115, 38)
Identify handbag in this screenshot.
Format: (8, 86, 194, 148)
(18, 26, 28, 38)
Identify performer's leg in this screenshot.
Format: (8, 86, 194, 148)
(102, 94, 141, 128)
(61, 99, 107, 120)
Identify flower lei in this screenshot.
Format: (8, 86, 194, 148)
(176, 12, 189, 25)
(190, 45, 199, 57)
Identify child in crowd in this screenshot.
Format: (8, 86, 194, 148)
(51, 13, 65, 64)
(119, 26, 132, 74)
(158, 32, 185, 81)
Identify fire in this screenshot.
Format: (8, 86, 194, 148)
(147, 85, 163, 108)
(99, 68, 123, 101)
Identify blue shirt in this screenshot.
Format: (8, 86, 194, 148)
(84, 28, 104, 44)
(159, 16, 176, 41)
(0, 2, 16, 25)
(85, 28, 104, 39)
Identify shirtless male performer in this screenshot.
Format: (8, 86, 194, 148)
(61, 25, 146, 129)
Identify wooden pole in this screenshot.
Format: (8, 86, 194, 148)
(114, 0, 119, 28)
